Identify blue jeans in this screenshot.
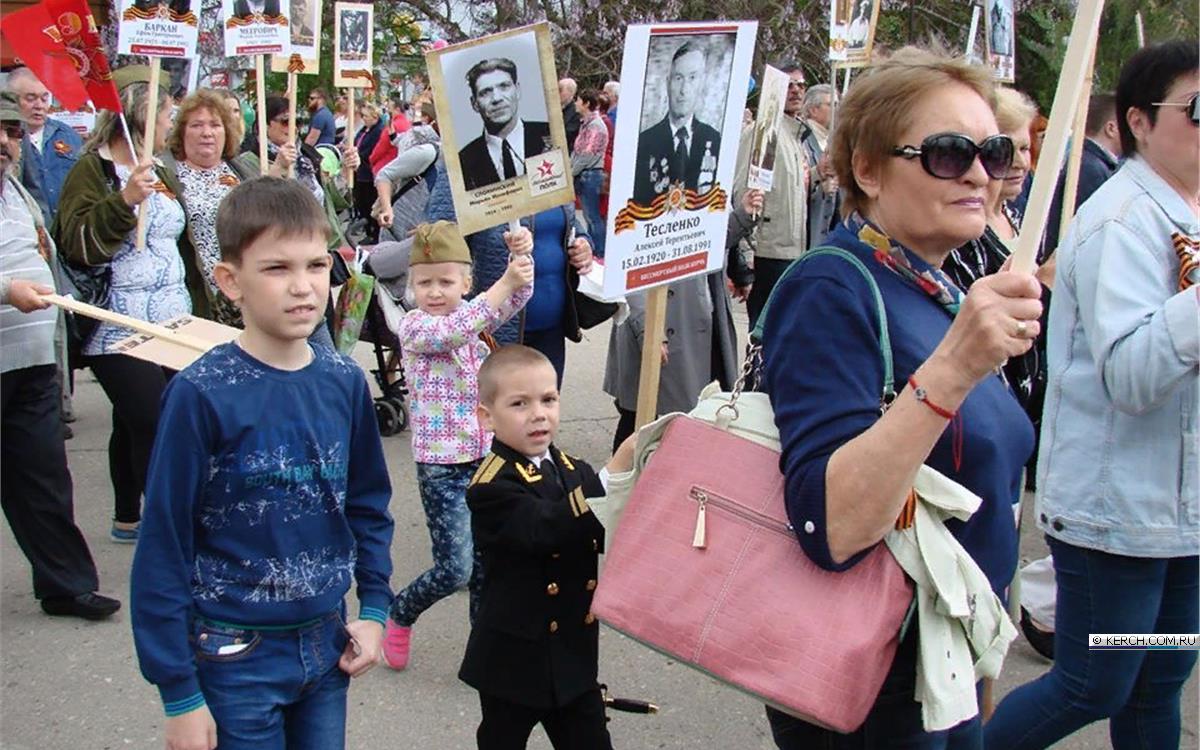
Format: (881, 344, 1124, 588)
(192, 612, 351, 750)
(390, 461, 483, 626)
(985, 537, 1198, 749)
(575, 169, 606, 259)
(766, 628, 983, 749)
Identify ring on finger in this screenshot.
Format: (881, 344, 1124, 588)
(1015, 320, 1028, 338)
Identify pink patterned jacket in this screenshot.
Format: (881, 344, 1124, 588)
(398, 284, 533, 464)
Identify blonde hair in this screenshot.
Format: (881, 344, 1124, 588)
(404, 261, 471, 308)
(358, 101, 381, 120)
(830, 46, 997, 216)
(993, 87, 1038, 135)
(85, 82, 168, 155)
(168, 89, 243, 161)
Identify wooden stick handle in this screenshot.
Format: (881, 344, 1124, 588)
(634, 286, 669, 430)
(134, 59, 162, 252)
(343, 90, 356, 182)
(256, 56, 269, 176)
(287, 73, 298, 179)
(1058, 45, 1099, 247)
(1009, 0, 1105, 275)
(43, 294, 212, 352)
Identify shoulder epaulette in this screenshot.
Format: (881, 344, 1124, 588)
(559, 452, 576, 472)
(470, 453, 505, 487)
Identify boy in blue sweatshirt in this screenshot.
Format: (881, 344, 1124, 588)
(131, 177, 394, 750)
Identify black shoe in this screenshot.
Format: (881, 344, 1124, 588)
(41, 592, 121, 620)
(1020, 606, 1054, 660)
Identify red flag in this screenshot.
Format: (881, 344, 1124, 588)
(0, 4, 91, 110)
(40, 0, 122, 112)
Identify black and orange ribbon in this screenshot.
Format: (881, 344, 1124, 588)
(340, 69, 375, 88)
(287, 53, 305, 73)
(1173, 232, 1199, 291)
(122, 6, 196, 24)
(225, 13, 287, 28)
(613, 184, 727, 234)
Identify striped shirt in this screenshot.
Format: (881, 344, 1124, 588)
(0, 177, 57, 373)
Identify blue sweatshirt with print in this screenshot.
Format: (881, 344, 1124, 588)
(131, 343, 394, 716)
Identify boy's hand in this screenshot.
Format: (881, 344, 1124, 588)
(338, 619, 383, 677)
(502, 226, 533, 256)
(164, 704, 217, 750)
(607, 433, 638, 474)
(502, 253, 534, 291)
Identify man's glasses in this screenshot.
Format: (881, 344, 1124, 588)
(1152, 92, 1199, 126)
(1, 122, 26, 140)
(892, 132, 1015, 180)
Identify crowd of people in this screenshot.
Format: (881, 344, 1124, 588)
(0, 33, 1195, 750)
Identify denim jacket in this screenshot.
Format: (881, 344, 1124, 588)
(20, 118, 82, 223)
(1036, 155, 1199, 558)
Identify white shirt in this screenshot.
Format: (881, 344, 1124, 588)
(26, 127, 44, 154)
(485, 120, 526, 178)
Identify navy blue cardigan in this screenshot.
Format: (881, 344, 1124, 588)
(761, 222, 1034, 594)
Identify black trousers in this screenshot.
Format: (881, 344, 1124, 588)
(477, 688, 612, 750)
(746, 256, 793, 333)
(353, 180, 380, 244)
(88, 354, 172, 524)
(0, 365, 99, 599)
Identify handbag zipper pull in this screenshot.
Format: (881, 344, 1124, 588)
(692, 492, 707, 549)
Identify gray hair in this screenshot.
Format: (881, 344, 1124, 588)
(603, 80, 620, 99)
(84, 82, 168, 155)
(802, 84, 833, 117)
(5, 67, 41, 90)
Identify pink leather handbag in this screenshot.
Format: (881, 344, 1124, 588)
(591, 414, 914, 732)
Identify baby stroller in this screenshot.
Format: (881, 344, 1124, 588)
(357, 238, 414, 437)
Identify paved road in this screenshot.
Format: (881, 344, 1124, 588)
(1, 304, 1195, 749)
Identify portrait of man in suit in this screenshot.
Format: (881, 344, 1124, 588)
(231, 0, 280, 21)
(457, 57, 551, 191)
(289, 0, 314, 47)
(633, 40, 723, 205)
(339, 8, 368, 57)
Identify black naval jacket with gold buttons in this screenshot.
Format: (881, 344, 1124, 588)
(459, 438, 606, 710)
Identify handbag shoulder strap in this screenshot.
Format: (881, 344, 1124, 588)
(751, 246, 896, 409)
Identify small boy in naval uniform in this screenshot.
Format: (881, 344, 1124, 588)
(459, 344, 614, 750)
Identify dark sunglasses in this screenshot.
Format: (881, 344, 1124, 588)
(892, 132, 1014, 180)
(1152, 92, 1200, 126)
(272, 117, 291, 126)
(1, 122, 25, 140)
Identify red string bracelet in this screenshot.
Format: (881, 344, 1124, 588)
(908, 375, 964, 471)
(907, 375, 957, 419)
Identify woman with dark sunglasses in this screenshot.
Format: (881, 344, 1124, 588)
(985, 40, 1199, 750)
(759, 46, 1041, 749)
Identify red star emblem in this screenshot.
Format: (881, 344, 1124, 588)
(537, 159, 555, 179)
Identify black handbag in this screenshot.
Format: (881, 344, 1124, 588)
(570, 266, 618, 330)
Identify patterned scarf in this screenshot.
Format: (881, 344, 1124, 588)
(846, 211, 966, 469)
(847, 211, 963, 317)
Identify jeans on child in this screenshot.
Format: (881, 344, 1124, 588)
(390, 460, 483, 626)
(192, 612, 351, 750)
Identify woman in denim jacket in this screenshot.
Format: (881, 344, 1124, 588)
(986, 41, 1199, 750)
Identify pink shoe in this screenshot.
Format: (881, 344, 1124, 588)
(383, 620, 411, 670)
